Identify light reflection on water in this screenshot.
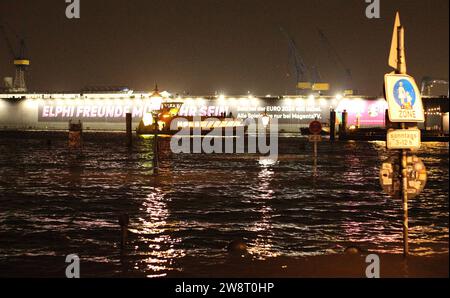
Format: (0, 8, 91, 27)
(248, 163, 279, 259)
(131, 188, 186, 277)
(0, 132, 448, 276)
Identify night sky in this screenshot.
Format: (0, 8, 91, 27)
(0, 0, 448, 95)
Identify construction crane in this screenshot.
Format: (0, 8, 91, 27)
(0, 20, 30, 92)
(420, 76, 449, 97)
(310, 66, 323, 85)
(279, 27, 312, 93)
(317, 28, 353, 95)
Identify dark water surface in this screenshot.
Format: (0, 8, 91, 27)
(0, 132, 448, 277)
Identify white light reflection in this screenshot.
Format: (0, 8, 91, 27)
(247, 160, 280, 259)
(130, 188, 185, 277)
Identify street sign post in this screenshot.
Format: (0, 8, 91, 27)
(386, 128, 421, 150)
(309, 120, 322, 177)
(382, 12, 427, 258)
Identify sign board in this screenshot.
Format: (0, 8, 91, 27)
(308, 134, 322, 142)
(309, 120, 322, 135)
(386, 128, 421, 150)
(379, 155, 427, 199)
(384, 74, 424, 122)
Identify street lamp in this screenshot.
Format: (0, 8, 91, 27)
(142, 112, 153, 127)
(141, 85, 163, 128)
(149, 84, 163, 129)
(261, 108, 270, 128)
(149, 85, 163, 173)
(150, 84, 163, 113)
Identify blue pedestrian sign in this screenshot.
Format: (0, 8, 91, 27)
(384, 74, 424, 122)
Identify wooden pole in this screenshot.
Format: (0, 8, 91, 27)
(342, 110, 348, 132)
(385, 109, 391, 129)
(118, 214, 129, 249)
(313, 139, 317, 177)
(329, 109, 336, 142)
(153, 112, 159, 173)
(339, 110, 348, 140)
(126, 113, 132, 147)
(68, 120, 82, 148)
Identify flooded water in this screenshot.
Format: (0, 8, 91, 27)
(0, 132, 448, 277)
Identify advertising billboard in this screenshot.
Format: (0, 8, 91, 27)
(0, 95, 388, 131)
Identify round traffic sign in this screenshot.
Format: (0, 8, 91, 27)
(309, 121, 322, 135)
(379, 155, 427, 199)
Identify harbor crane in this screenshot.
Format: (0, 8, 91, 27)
(279, 27, 313, 94)
(279, 27, 330, 95)
(0, 20, 30, 92)
(317, 28, 353, 95)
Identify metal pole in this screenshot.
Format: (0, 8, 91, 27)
(397, 26, 407, 74)
(314, 140, 317, 159)
(400, 146, 409, 257)
(397, 25, 409, 257)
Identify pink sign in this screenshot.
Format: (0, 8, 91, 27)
(336, 99, 388, 127)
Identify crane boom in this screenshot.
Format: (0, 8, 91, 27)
(317, 28, 353, 93)
(0, 22, 16, 59)
(279, 27, 312, 91)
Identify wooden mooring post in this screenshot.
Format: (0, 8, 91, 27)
(339, 110, 348, 140)
(68, 120, 83, 148)
(329, 109, 336, 142)
(126, 113, 132, 147)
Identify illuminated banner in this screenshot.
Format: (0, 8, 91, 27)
(36, 97, 388, 127)
(335, 98, 387, 127)
(178, 98, 387, 126)
(38, 100, 159, 122)
(177, 98, 323, 124)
